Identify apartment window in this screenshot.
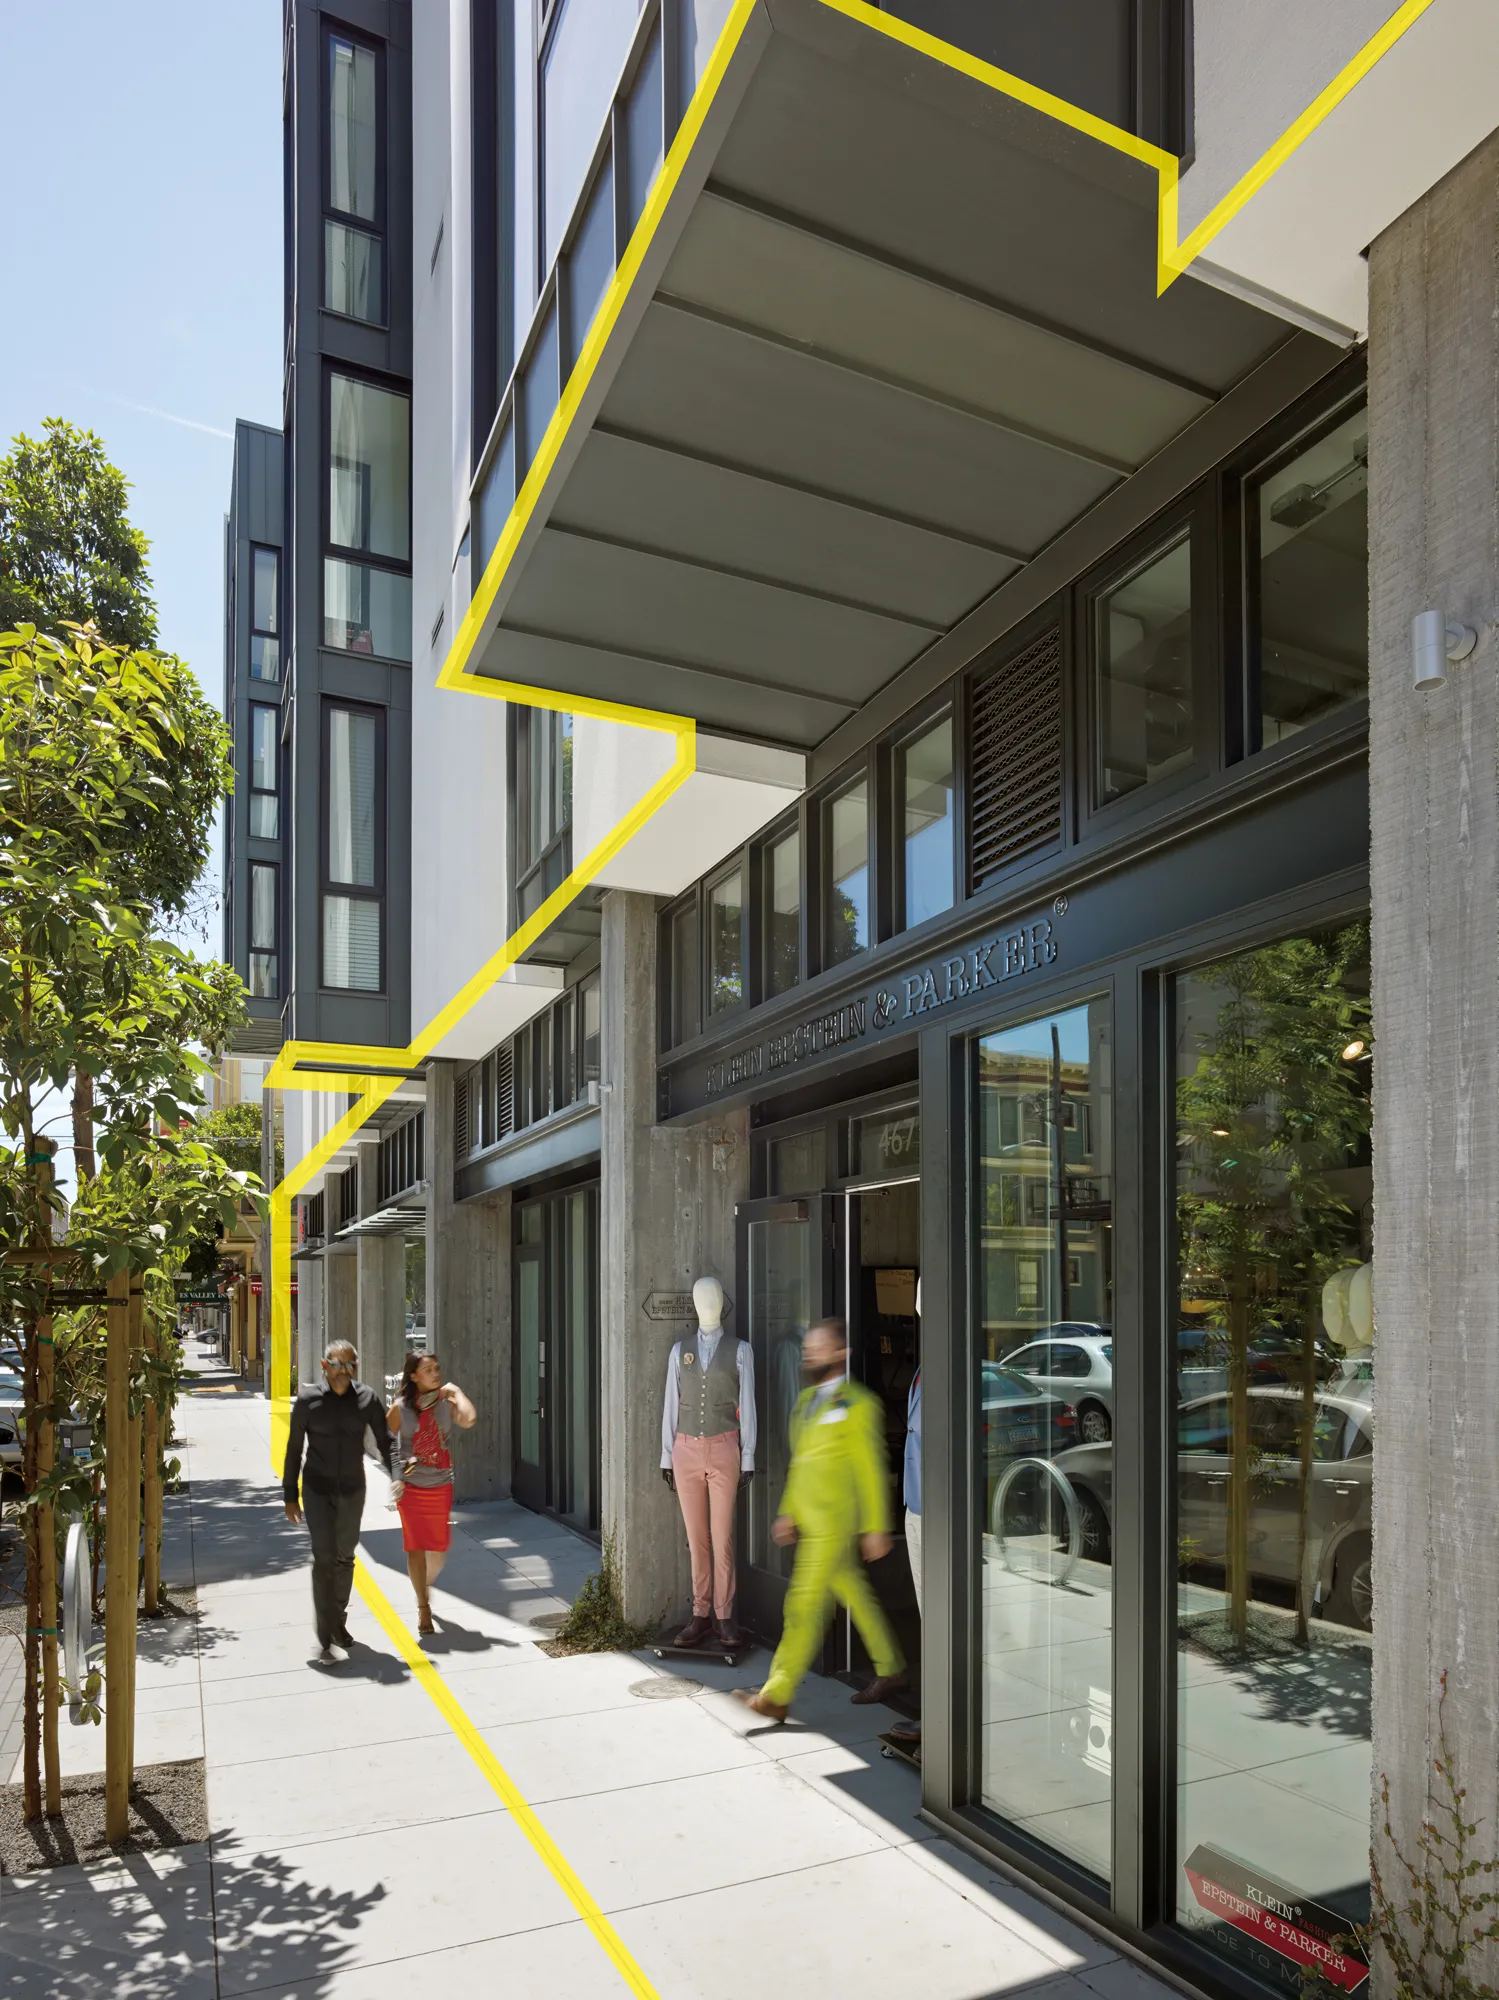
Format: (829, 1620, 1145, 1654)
(249, 862, 278, 999)
(1249, 402, 1368, 752)
(762, 824, 800, 999)
(248, 703, 279, 840)
(708, 863, 744, 1016)
(325, 31, 385, 324)
(1094, 530, 1193, 806)
(249, 546, 280, 682)
(324, 371, 412, 662)
(899, 712, 955, 929)
(824, 777, 870, 967)
(514, 707, 572, 920)
(539, 0, 639, 273)
(322, 702, 384, 992)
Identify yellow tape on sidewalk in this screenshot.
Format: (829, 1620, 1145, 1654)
(352, 1557, 661, 2000)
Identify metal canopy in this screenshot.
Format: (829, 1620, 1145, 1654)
(467, 0, 1325, 754)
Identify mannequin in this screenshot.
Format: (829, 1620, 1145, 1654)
(660, 1276, 756, 1648)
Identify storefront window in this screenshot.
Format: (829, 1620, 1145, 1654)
(768, 1130, 824, 1196)
(850, 1106, 920, 1179)
(1173, 922, 1372, 1994)
(975, 997, 1113, 1881)
(764, 825, 800, 998)
(900, 714, 955, 928)
(824, 777, 870, 967)
(669, 899, 700, 1046)
(708, 864, 744, 1014)
(1095, 533, 1192, 805)
(1251, 406, 1368, 751)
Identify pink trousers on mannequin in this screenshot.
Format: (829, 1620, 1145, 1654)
(672, 1430, 740, 1618)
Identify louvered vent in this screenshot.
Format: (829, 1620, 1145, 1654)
(496, 1045, 515, 1141)
(453, 1073, 470, 1158)
(969, 626, 1063, 887)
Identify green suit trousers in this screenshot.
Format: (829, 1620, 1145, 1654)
(761, 1532, 904, 1707)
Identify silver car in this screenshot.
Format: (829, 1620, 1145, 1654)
(1002, 1331, 1114, 1443)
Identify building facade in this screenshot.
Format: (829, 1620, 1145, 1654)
(223, 3, 1499, 1995)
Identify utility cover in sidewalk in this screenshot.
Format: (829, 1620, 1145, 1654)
(629, 1678, 702, 1699)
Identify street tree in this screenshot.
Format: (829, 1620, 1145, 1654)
(0, 420, 157, 650)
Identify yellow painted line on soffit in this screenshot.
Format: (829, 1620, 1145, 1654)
(439, 0, 1432, 707)
(353, 1558, 663, 1999)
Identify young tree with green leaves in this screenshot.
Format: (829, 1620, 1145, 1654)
(0, 420, 157, 650)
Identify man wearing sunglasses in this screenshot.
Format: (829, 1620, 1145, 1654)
(283, 1340, 395, 1663)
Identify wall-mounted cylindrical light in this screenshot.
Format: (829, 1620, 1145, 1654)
(1412, 609, 1477, 690)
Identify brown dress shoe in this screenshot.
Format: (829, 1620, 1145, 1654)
(714, 1618, 743, 1649)
(675, 1615, 713, 1647)
(851, 1670, 909, 1705)
(732, 1688, 788, 1723)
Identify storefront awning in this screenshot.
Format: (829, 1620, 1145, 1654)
(451, 0, 1336, 756)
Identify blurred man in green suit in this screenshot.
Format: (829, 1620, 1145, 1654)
(736, 1319, 906, 1721)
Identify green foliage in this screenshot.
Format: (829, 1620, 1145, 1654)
(551, 1532, 657, 1654)
(0, 420, 156, 650)
(198, 1099, 280, 1186)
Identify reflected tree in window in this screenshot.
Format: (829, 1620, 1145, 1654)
(1175, 922, 1371, 1648)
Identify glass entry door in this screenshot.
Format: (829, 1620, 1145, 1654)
(512, 1183, 600, 1531)
(735, 1196, 839, 1635)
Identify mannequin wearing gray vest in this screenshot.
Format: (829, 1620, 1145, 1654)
(660, 1277, 756, 1645)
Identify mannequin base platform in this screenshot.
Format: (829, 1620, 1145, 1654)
(652, 1639, 756, 1669)
(878, 1730, 922, 1771)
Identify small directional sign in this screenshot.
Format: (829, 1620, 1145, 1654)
(643, 1291, 732, 1323)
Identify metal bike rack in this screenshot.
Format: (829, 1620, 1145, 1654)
(63, 1519, 89, 1714)
(991, 1456, 1082, 1588)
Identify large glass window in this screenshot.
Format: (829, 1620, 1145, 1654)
(899, 713, 955, 929)
(975, 997, 1114, 1883)
(249, 546, 280, 682)
(248, 703, 279, 840)
(329, 375, 409, 562)
(322, 704, 382, 992)
(623, 23, 663, 235)
(515, 706, 573, 920)
(1095, 533, 1193, 805)
(824, 777, 870, 967)
(564, 158, 614, 376)
(763, 824, 800, 999)
(1173, 923, 1373, 1994)
(323, 559, 411, 663)
(708, 864, 743, 1015)
(249, 862, 278, 999)
(540, 0, 639, 271)
(326, 33, 384, 325)
(1250, 405, 1368, 751)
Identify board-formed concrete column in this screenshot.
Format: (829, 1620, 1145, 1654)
(323, 1248, 357, 1357)
(296, 1254, 323, 1391)
(424, 1060, 512, 1501)
(357, 1236, 406, 1401)
(1369, 128, 1499, 1990)
(600, 890, 749, 1629)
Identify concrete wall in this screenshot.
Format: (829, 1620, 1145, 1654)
(599, 890, 749, 1627)
(297, 1257, 323, 1390)
(1368, 127, 1499, 1993)
(425, 1061, 513, 1500)
(324, 1251, 358, 1358)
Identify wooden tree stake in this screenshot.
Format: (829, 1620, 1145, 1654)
(143, 1312, 162, 1615)
(103, 1268, 131, 1844)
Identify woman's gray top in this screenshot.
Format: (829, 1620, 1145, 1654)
(398, 1394, 455, 1487)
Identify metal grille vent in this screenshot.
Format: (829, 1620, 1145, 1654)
(496, 1045, 514, 1141)
(453, 1074, 470, 1158)
(969, 626, 1063, 887)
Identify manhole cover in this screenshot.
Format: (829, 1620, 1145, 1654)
(629, 1677, 702, 1700)
(529, 1613, 569, 1631)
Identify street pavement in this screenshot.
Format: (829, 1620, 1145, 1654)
(0, 1338, 1182, 2000)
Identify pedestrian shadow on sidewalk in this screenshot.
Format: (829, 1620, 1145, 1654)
(0, 1840, 386, 1997)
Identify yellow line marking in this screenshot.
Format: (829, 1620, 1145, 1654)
(352, 1557, 661, 1999)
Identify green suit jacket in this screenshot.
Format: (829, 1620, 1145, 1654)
(779, 1378, 892, 1540)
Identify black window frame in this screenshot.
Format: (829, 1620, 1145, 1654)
(510, 703, 573, 926)
(705, 854, 748, 1023)
(321, 362, 414, 665)
(322, 22, 389, 327)
(248, 543, 281, 685)
(319, 696, 387, 996)
(757, 807, 805, 1007)
(247, 701, 281, 843)
(819, 754, 878, 976)
(892, 697, 961, 937)
(248, 859, 279, 1001)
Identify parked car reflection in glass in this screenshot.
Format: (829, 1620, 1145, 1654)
(1000, 1328, 1113, 1441)
(1053, 1386, 1374, 1628)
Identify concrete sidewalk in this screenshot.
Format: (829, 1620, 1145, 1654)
(0, 1346, 1181, 2000)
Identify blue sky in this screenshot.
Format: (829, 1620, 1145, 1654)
(1, 2, 283, 1186)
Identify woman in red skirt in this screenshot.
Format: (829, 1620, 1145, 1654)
(387, 1352, 477, 1634)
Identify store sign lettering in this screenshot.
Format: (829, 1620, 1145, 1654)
(701, 912, 1061, 1103)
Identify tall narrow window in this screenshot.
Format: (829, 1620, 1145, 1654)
(899, 713, 955, 928)
(763, 824, 800, 998)
(824, 777, 870, 967)
(708, 863, 744, 1015)
(514, 707, 573, 920)
(249, 863, 278, 998)
(1094, 533, 1193, 805)
(324, 373, 411, 661)
(249, 546, 280, 682)
(322, 703, 383, 992)
(669, 899, 701, 1047)
(325, 32, 384, 324)
(248, 703, 279, 839)
(580, 973, 601, 1086)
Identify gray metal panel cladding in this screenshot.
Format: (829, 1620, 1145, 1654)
(597, 301, 1121, 552)
(501, 527, 935, 703)
(550, 430, 1017, 630)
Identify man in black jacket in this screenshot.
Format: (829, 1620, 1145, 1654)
(283, 1340, 394, 1661)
